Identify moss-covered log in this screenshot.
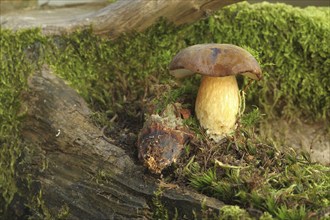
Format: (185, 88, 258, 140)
(16, 65, 224, 219)
(0, 0, 241, 37)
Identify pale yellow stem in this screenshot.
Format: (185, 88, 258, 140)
(195, 75, 239, 142)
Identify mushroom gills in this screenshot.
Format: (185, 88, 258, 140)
(195, 75, 239, 142)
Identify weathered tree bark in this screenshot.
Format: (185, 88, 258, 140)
(0, 0, 241, 37)
(20, 65, 224, 219)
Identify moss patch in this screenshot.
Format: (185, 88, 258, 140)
(179, 117, 330, 219)
(41, 2, 330, 124)
(0, 28, 46, 216)
(203, 2, 330, 121)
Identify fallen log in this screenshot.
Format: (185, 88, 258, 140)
(0, 0, 241, 37)
(19, 65, 224, 219)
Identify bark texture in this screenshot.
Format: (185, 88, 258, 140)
(0, 0, 241, 37)
(20, 65, 224, 219)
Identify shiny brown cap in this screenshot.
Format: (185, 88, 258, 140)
(169, 44, 262, 80)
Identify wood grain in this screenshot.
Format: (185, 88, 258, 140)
(0, 0, 241, 37)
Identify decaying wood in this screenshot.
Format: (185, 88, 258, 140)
(137, 103, 194, 174)
(20, 65, 224, 219)
(0, 0, 241, 37)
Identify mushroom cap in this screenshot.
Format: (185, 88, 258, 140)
(169, 44, 262, 80)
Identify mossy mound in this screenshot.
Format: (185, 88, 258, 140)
(197, 2, 330, 121)
(50, 2, 330, 122)
(175, 112, 330, 219)
(0, 2, 329, 219)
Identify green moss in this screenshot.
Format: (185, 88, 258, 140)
(181, 124, 330, 219)
(0, 28, 45, 215)
(219, 205, 253, 220)
(42, 3, 330, 123)
(201, 2, 330, 121)
(151, 188, 171, 220)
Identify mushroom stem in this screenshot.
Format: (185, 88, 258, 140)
(195, 75, 239, 142)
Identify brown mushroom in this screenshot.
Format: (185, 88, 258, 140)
(169, 44, 262, 142)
